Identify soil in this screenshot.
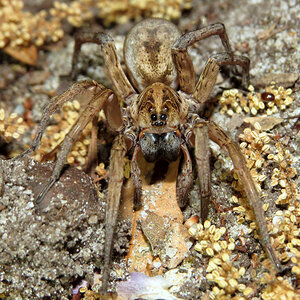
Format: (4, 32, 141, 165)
(0, 0, 299, 299)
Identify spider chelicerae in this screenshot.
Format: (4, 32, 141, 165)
(15, 18, 282, 293)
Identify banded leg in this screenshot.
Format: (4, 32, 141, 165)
(102, 135, 127, 294)
(71, 32, 135, 99)
(131, 145, 143, 210)
(35, 84, 115, 204)
(172, 23, 233, 94)
(194, 125, 211, 222)
(207, 120, 282, 272)
(193, 53, 249, 104)
(14, 80, 105, 160)
(176, 143, 193, 208)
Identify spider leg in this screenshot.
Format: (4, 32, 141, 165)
(83, 115, 98, 177)
(35, 83, 116, 204)
(176, 143, 193, 208)
(172, 23, 233, 94)
(193, 125, 211, 222)
(14, 80, 105, 160)
(207, 120, 282, 272)
(131, 145, 143, 210)
(71, 32, 135, 99)
(193, 53, 249, 105)
(102, 134, 127, 294)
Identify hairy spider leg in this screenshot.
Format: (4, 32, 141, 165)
(176, 143, 193, 208)
(173, 28, 249, 223)
(35, 82, 115, 204)
(71, 32, 135, 99)
(13, 80, 107, 160)
(193, 125, 211, 222)
(193, 53, 249, 103)
(130, 144, 143, 210)
(171, 23, 234, 94)
(102, 135, 127, 294)
(205, 120, 282, 272)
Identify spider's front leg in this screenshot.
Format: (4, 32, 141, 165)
(193, 125, 211, 222)
(131, 144, 143, 210)
(201, 121, 282, 272)
(176, 143, 193, 208)
(13, 80, 102, 160)
(102, 134, 128, 294)
(19, 80, 120, 204)
(15, 77, 128, 293)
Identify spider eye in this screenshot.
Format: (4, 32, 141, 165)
(160, 113, 167, 121)
(151, 113, 157, 121)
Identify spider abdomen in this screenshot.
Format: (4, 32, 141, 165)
(124, 18, 180, 91)
(140, 132, 181, 162)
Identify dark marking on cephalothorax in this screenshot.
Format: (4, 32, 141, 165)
(147, 94, 155, 104)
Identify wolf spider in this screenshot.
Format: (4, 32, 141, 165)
(16, 18, 282, 293)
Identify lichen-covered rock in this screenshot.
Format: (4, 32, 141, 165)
(0, 158, 104, 299)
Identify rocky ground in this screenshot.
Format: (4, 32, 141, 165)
(0, 0, 299, 299)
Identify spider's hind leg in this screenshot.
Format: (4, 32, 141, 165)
(172, 23, 250, 99)
(71, 32, 135, 99)
(193, 53, 250, 105)
(172, 23, 234, 94)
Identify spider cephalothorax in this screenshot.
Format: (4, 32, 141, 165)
(132, 82, 188, 130)
(14, 18, 283, 294)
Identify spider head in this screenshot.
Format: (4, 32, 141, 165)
(133, 82, 187, 133)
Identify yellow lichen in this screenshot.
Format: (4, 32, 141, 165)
(1, 0, 192, 52)
(50, 1, 92, 27)
(93, 0, 192, 26)
(218, 85, 294, 116)
(0, 0, 63, 48)
(190, 222, 251, 298)
(193, 82, 299, 299)
(0, 108, 28, 144)
(33, 99, 94, 169)
(51, 0, 193, 27)
(190, 190, 299, 298)
(261, 271, 298, 300)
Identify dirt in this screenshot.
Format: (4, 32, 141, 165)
(0, 0, 299, 299)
